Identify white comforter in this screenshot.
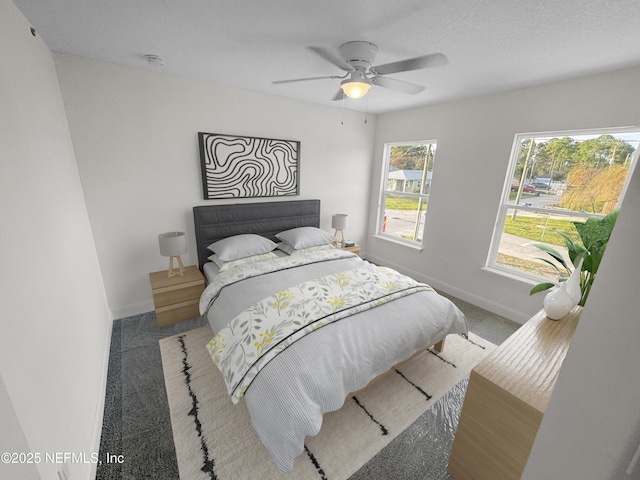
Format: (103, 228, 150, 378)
(203, 252, 467, 472)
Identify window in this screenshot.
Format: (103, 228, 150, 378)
(487, 127, 639, 282)
(377, 141, 437, 246)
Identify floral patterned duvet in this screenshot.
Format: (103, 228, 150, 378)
(208, 263, 433, 403)
(200, 249, 468, 472)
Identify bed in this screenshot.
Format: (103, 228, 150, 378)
(193, 199, 468, 472)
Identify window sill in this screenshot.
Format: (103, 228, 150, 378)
(481, 265, 544, 287)
(373, 234, 423, 252)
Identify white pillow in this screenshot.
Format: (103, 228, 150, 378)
(276, 242, 334, 255)
(207, 234, 277, 262)
(276, 227, 335, 249)
(208, 251, 277, 272)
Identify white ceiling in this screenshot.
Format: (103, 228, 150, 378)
(12, 0, 640, 114)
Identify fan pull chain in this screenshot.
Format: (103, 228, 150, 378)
(364, 95, 369, 124)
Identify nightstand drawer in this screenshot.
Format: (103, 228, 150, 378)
(149, 265, 205, 328)
(155, 299, 200, 328)
(152, 281, 204, 308)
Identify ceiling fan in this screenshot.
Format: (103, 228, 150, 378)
(273, 41, 448, 100)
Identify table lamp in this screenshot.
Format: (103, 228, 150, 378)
(331, 214, 349, 246)
(158, 232, 187, 278)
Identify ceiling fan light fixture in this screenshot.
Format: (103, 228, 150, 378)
(276, 41, 447, 101)
(340, 76, 372, 99)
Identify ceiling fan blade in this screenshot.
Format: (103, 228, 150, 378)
(372, 53, 448, 76)
(272, 75, 344, 85)
(308, 46, 354, 72)
(371, 76, 424, 95)
(331, 89, 344, 101)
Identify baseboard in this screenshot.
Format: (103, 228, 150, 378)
(365, 252, 530, 325)
(119, 261, 530, 324)
(111, 300, 155, 320)
(89, 316, 114, 479)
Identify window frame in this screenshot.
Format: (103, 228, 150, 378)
(486, 126, 640, 283)
(376, 140, 437, 248)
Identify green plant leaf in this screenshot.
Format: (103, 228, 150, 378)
(535, 257, 564, 273)
(529, 243, 569, 270)
(573, 209, 618, 276)
(530, 282, 556, 295)
(527, 210, 618, 308)
(602, 209, 620, 229)
(556, 230, 578, 249)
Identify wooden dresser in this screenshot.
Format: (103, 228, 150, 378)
(448, 306, 582, 480)
(149, 265, 205, 328)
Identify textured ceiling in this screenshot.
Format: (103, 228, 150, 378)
(12, 0, 640, 114)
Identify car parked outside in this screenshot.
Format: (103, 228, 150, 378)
(511, 182, 535, 193)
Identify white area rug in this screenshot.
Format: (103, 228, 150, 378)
(160, 326, 495, 480)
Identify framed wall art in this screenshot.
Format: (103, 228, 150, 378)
(198, 132, 300, 199)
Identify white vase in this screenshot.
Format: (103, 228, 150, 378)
(543, 283, 574, 320)
(564, 257, 584, 306)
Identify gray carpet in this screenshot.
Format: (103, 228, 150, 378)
(95, 295, 519, 479)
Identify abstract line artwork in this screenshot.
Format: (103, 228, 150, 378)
(198, 132, 300, 199)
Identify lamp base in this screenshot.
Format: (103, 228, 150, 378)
(334, 229, 344, 247)
(167, 255, 185, 278)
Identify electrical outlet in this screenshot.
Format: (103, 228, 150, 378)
(58, 462, 71, 480)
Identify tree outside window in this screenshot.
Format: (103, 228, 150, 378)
(488, 128, 639, 281)
(378, 141, 436, 246)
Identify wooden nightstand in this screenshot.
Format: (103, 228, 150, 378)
(149, 265, 205, 328)
(338, 244, 361, 256)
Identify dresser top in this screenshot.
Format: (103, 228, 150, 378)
(473, 306, 581, 414)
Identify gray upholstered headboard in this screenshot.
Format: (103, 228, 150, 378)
(193, 199, 321, 272)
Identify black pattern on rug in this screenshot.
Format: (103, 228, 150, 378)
(161, 328, 499, 480)
(427, 348, 458, 368)
(303, 445, 328, 480)
(352, 396, 389, 436)
(462, 333, 488, 349)
(178, 335, 217, 479)
(428, 334, 486, 367)
(394, 369, 433, 401)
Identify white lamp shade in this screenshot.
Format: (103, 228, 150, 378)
(332, 214, 349, 230)
(340, 80, 371, 99)
(158, 232, 187, 257)
(340, 71, 372, 99)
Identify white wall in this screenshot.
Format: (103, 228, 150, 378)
(370, 66, 640, 477)
(5, 3, 638, 477)
(369, 67, 640, 324)
(523, 164, 640, 479)
(53, 55, 377, 319)
(0, 375, 39, 480)
(0, 1, 112, 479)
